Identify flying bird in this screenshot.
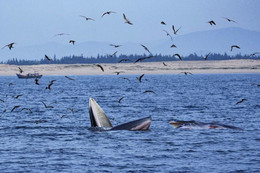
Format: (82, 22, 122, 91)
(69, 40, 76, 45)
(114, 71, 124, 75)
(223, 17, 237, 23)
(118, 59, 132, 63)
(8, 83, 14, 86)
(45, 80, 56, 90)
(35, 78, 40, 85)
(80, 15, 95, 21)
(2, 42, 15, 50)
(18, 67, 23, 73)
(134, 56, 153, 63)
(11, 106, 20, 112)
(13, 94, 23, 99)
(172, 25, 181, 35)
(34, 120, 47, 124)
(109, 44, 121, 48)
(60, 114, 68, 119)
(181, 72, 193, 75)
(122, 77, 130, 82)
(162, 30, 173, 41)
(163, 62, 167, 66)
(118, 97, 124, 103)
(174, 54, 182, 60)
(231, 45, 240, 51)
(42, 101, 54, 109)
(236, 99, 246, 105)
(101, 11, 116, 17)
(96, 64, 104, 72)
(208, 20, 216, 25)
(45, 55, 51, 61)
(54, 33, 70, 37)
(123, 13, 133, 25)
(170, 44, 177, 48)
(67, 108, 74, 114)
(249, 52, 260, 57)
(143, 90, 156, 94)
(20, 108, 32, 114)
(65, 76, 75, 81)
(204, 52, 211, 60)
(138, 74, 145, 83)
(140, 44, 152, 54)
(161, 21, 166, 25)
(109, 51, 118, 57)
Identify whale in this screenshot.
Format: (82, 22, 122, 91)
(169, 120, 242, 130)
(89, 98, 152, 131)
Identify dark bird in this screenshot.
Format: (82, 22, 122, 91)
(181, 72, 193, 75)
(80, 15, 95, 21)
(123, 13, 133, 25)
(161, 21, 166, 25)
(163, 62, 167, 66)
(118, 97, 124, 103)
(45, 80, 56, 90)
(134, 56, 154, 63)
(101, 11, 116, 17)
(114, 71, 124, 75)
(0, 99, 5, 103)
(249, 52, 260, 57)
(20, 108, 32, 114)
(118, 59, 132, 63)
(45, 55, 51, 61)
(60, 114, 68, 119)
(143, 90, 156, 94)
(65, 76, 75, 81)
(172, 25, 181, 35)
(122, 77, 130, 82)
(54, 33, 70, 37)
(138, 74, 145, 83)
(2, 42, 15, 50)
(13, 94, 23, 99)
(68, 108, 74, 114)
(236, 99, 246, 105)
(140, 44, 152, 54)
(35, 78, 40, 85)
(109, 44, 121, 48)
(162, 30, 173, 41)
(109, 51, 118, 57)
(34, 120, 47, 124)
(18, 67, 23, 73)
(174, 53, 182, 60)
(170, 44, 177, 48)
(8, 83, 14, 86)
(96, 64, 104, 72)
(69, 40, 76, 45)
(11, 105, 20, 112)
(42, 101, 54, 109)
(223, 17, 237, 23)
(204, 52, 211, 60)
(231, 45, 240, 51)
(208, 20, 216, 25)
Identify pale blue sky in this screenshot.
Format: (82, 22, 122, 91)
(0, 0, 259, 46)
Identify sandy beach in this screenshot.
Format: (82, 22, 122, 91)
(0, 59, 259, 76)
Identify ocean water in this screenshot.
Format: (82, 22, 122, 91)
(0, 74, 259, 173)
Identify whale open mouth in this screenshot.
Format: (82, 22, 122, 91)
(89, 98, 151, 131)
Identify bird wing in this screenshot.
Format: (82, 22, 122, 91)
(141, 44, 151, 54)
(139, 74, 145, 82)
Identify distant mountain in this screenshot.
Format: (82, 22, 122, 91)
(0, 27, 259, 62)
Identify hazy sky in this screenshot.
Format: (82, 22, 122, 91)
(0, 0, 260, 46)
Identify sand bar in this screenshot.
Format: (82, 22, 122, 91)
(0, 60, 259, 76)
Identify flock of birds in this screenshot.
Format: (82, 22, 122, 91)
(1, 11, 259, 124)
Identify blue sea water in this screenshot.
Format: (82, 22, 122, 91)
(0, 74, 259, 173)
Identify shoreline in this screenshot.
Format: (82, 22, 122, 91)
(0, 59, 259, 76)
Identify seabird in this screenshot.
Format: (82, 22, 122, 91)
(123, 13, 133, 25)
(236, 99, 246, 105)
(231, 45, 240, 51)
(42, 101, 54, 109)
(174, 53, 182, 60)
(96, 64, 104, 72)
(2, 42, 15, 50)
(101, 11, 116, 17)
